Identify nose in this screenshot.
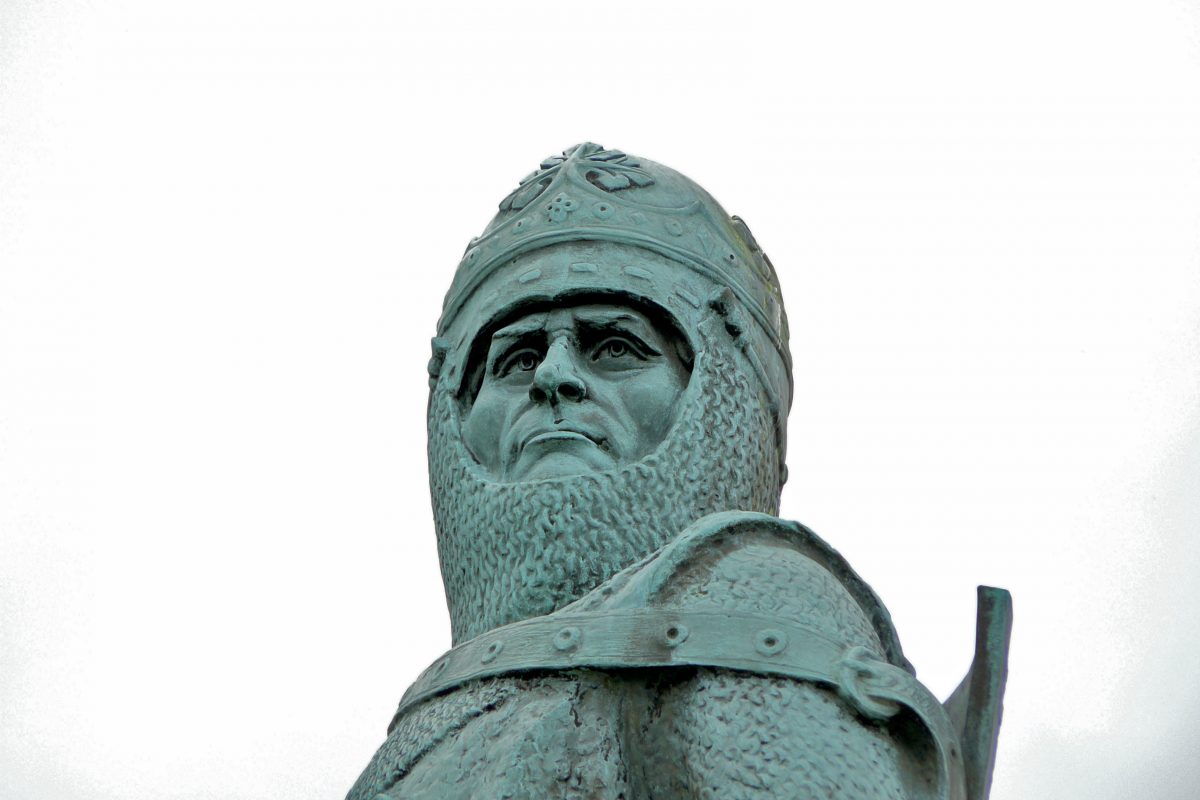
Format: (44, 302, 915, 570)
(529, 339, 586, 406)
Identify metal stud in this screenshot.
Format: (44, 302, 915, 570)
(663, 623, 689, 648)
(553, 626, 582, 652)
(754, 628, 788, 656)
(481, 640, 504, 664)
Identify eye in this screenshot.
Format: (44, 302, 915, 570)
(593, 336, 642, 361)
(598, 340, 627, 358)
(498, 348, 541, 376)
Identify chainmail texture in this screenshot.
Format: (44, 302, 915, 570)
(429, 325, 783, 643)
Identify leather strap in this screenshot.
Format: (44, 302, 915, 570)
(391, 608, 963, 799)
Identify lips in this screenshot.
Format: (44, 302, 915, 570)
(521, 426, 605, 451)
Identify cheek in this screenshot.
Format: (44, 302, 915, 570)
(462, 390, 505, 470)
(616, 367, 688, 443)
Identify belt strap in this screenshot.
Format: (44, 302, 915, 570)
(391, 608, 963, 799)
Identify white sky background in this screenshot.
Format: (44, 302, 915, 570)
(2, 1, 1198, 797)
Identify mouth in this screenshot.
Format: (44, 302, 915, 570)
(522, 427, 605, 451)
(506, 424, 615, 480)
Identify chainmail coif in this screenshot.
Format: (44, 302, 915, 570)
(428, 324, 782, 644)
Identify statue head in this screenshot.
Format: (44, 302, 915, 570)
(428, 143, 793, 642)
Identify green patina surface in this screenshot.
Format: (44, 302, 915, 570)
(349, 144, 1011, 800)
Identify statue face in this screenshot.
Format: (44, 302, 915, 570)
(462, 302, 691, 482)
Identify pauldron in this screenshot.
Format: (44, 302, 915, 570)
(392, 512, 1012, 800)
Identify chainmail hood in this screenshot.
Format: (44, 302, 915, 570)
(427, 144, 795, 643)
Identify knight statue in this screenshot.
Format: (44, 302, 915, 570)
(347, 143, 1012, 800)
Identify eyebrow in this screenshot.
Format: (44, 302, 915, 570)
(572, 310, 638, 326)
(490, 317, 547, 343)
(491, 310, 650, 342)
(570, 311, 655, 339)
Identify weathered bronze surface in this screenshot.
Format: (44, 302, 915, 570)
(348, 143, 1012, 799)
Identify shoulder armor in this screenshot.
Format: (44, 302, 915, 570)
(393, 512, 1011, 800)
(587, 510, 913, 673)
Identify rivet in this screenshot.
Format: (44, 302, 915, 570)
(553, 626, 582, 652)
(663, 623, 689, 648)
(481, 640, 504, 664)
(754, 628, 788, 656)
(665, 220, 684, 236)
(592, 202, 614, 219)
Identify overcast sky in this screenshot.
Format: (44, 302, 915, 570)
(2, 2, 1199, 798)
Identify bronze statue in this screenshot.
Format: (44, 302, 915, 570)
(348, 143, 1011, 799)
